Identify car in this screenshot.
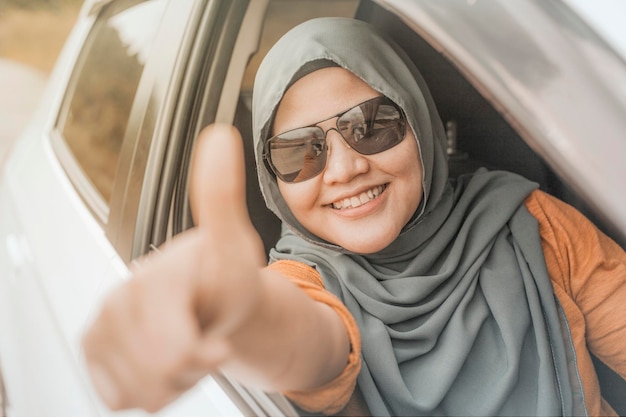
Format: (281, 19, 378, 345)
(1, 0, 625, 416)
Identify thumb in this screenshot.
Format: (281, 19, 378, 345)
(189, 124, 265, 266)
(190, 124, 249, 231)
(189, 124, 266, 336)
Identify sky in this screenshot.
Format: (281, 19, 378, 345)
(563, 0, 626, 60)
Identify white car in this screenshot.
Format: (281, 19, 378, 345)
(1, 0, 625, 416)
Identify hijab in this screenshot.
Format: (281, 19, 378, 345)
(252, 17, 581, 416)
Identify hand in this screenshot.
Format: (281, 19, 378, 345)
(82, 124, 266, 412)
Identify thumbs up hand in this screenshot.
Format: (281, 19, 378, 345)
(188, 124, 267, 337)
(82, 125, 268, 412)
(83, 125, 352, 413)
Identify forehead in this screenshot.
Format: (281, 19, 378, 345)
(272, 67, 380, 134)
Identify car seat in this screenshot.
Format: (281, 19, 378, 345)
(234, 93, 282, 256)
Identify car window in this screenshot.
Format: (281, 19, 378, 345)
(56, 0, 166, 207)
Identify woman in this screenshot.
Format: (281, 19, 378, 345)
(83, 17, 626, 416)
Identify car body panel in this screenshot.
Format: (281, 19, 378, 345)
(0, 82, 115, 417)
(0, 5, 111, 415)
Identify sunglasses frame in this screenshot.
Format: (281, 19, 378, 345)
(263, 96, 406, 183)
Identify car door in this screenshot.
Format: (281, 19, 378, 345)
(0, 0, 244, 415)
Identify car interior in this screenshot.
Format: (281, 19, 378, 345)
(228, 0, 626, 414)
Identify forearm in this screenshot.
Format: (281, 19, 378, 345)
(217, 267, 350, 392)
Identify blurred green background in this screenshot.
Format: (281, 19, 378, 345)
(0, 0, 82, 11)
(0, 0, 82, 73)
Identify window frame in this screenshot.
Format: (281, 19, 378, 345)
(140, 0, 251, 255)
(49, 0, 208, 262)
(104, 0, 208, 262)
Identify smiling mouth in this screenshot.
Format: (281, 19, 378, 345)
(331, 184, 388, 210)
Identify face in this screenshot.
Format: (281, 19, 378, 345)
(273, 67, 424, 254)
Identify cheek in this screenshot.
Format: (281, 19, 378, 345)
(386, 135, 424, 220)
(406, 150, 424, 201)
(384, 133, 423, 184)
(277, 180, 320, 217)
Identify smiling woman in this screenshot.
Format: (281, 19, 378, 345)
(1, 1, 625, 416)
(272, 67, 423, 254)
(77, 13, 626, 417)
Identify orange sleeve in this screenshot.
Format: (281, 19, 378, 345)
(526, 190, 626, 416)
(266, 259, 362, 415)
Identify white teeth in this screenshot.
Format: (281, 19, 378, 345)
(331, 185, 385, 209)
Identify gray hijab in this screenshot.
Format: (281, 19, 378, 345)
(252, 17, 581, 416)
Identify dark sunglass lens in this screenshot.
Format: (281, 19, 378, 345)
(268, 127, 327, 182)
(338, 98, 405, 155)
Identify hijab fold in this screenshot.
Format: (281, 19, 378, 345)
(252, 17, 581, 416)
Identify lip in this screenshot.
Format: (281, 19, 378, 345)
(327, 183, 388, 205)
(325, 183, 389, 217)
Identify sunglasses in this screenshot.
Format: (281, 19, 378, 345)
(263, 96, 407, 183)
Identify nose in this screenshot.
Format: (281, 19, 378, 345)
(322, 129, 369, 184)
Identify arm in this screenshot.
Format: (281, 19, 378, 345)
(526, 190, 626, 377)
(267, 260, 363, 415)
(82, 124, 350, 412)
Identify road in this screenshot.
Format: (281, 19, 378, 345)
(0, 58, 47, 164)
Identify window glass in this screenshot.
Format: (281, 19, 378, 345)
(57, 0, 166, 204)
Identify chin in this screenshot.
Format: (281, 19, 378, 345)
(335, 234, 397, 255)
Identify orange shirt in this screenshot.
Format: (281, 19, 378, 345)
(268, 190, 626, 416)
